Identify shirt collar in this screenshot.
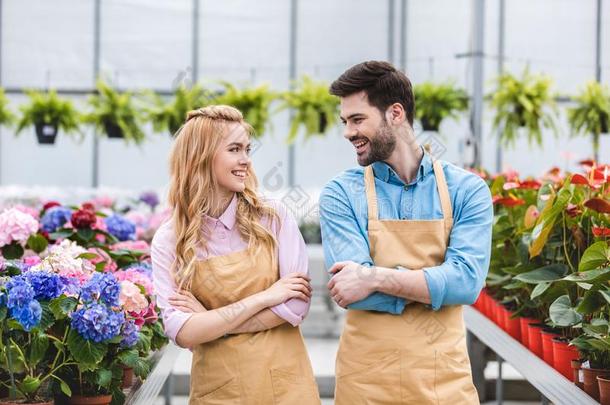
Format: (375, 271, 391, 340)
(371, 146, 432, 186)
(204, 194, 238, 230)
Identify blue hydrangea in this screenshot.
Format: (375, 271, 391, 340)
(81, 272, 120, 307)
(10, 300, 41, 331)
(6, 276, 35, 309)
(24, 270, 65, 300)
(104, 214, 136, 242)
(71, 303, 125, 342)
(40, 207, 73, 233)
(120, 319, 139, 348)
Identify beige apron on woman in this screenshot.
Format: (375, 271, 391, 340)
(188, 248, 320, 405)
(334, 160, 479, 405)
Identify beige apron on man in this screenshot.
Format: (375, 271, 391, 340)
(334, 160, 479, 404)
(188, 247, 320, 405)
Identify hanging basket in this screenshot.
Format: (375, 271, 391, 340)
(35, 123, 58, 145)
(103, 121, 124, 139)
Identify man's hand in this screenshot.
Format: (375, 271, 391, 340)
(327, 261, 378, 308)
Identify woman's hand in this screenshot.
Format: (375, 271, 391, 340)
(169, 290, 207, 313)
(260, 273, 312, 307)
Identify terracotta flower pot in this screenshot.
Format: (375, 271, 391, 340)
(122, 366, 134, 388)
(598, 375, 610, 405)
(527, 323, 545, 358)
(503, 309, 521, 341)
(519, 317, 537, 347)
(571, 359, 584, 389)
(583, 366, 608, 401)
(68, 395, 112, 405)
(552, 338, 579, 380)
(541, 330, 560, 365)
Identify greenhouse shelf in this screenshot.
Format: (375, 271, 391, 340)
(125, 343, 182, 405)
(464, 306, 597, 405)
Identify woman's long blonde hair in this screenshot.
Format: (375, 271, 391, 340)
(168, 105, 278, 290)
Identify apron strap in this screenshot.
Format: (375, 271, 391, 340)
(364, 166, 378, 220)
(432, 159, 453, 221)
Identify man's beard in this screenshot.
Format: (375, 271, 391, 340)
(357, 119, 396, 166)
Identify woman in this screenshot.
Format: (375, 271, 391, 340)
(151, 105, 320, 404)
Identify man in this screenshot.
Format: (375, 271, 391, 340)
(319, 61, 492, 404)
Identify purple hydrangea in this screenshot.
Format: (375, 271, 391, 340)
(104, 214, 136, 242)
(71, 303, 125, 343)
(40, 207, 73, 233)
(81, 272, 120, 307)
(24, 270, 66, 300)
(10, 300, 42, 331)
(139, 191, 159, 209)
(120, 319, 139, 348)
(125, 261, 152, 276)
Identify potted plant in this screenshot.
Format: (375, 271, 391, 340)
(489, 70, 558, 147)
(567, 81, 610, 162)
(16, 90, 81, 145)
(84, 81, 145, 145)
(143, 84, 212, 137)
(413, 81, 468, 132)
(213, 82, 277, 138)
(279, 76, 339, 143)
(0, 89, 16, 129)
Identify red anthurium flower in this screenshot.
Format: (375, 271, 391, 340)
(518, 180, 542, 190)
(579, 159, 595, 168)
(592, 226, 610, 237)
(493, 195, 526, 207)
(584, 198, 610, 214)
(571, 173, 590, 186)
(542, 167, 562, 183)
(566, 203, 582, 218)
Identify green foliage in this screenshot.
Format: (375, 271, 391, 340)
(84, 80, 146, 145)
(489, 70, 558, 147)
(279, 76, 339, 143)
(144, 84, 212, 136)
(567, 81, 610, 157)
(413, 81, 468, 132)
(0, 88, 16, 127)
(214, 82, 277, 137)
(16, 89, 81, 138)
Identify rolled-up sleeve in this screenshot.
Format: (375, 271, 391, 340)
(423, 176, 493, 310)
(268, 201, 311, 326)
(151, 222, 193, 344)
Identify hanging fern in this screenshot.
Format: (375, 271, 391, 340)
(489, 70, 558, 147)
(16, 89, 81, 138)
(213, 82, 277, 138)
(278, 76, 339, 143)
(567, 81, 610, 159)
(413, 81, 468, 132)
(143, 84, 212, 137)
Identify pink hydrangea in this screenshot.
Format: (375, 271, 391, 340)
(130, 301, 158, 327)
(119, 280, 149, 313)
(110, 240, 150, 254)
(114, 268, 153, 295)
(13, 205, 40, 220)
(0, 208, 39, 247)
(92, 196, 114, 209)
(23, 255, 42, 267)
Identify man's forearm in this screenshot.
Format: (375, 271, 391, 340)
(229, 309, 286, 334)
(373, 266, 431, 305)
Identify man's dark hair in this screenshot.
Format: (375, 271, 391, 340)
(329, 60, 414, 126)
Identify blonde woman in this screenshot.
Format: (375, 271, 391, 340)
(151, 105, 320, 404)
